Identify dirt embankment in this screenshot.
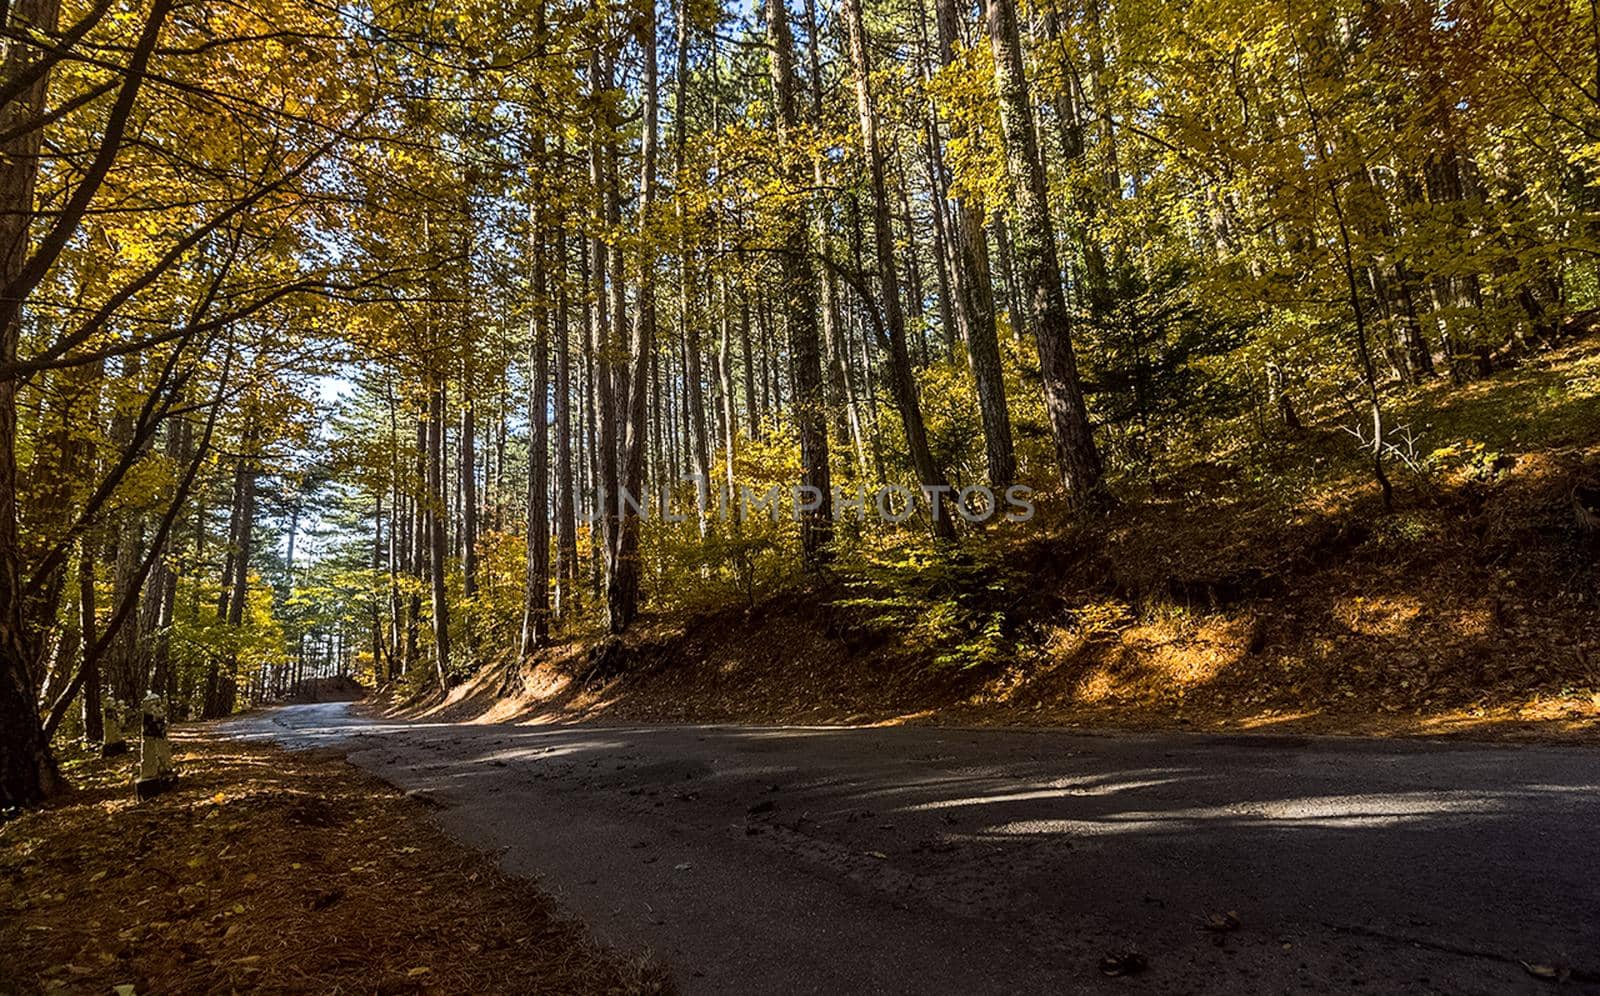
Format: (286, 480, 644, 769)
(275, 675, 367, 704)
(385, 342, 1600, 743)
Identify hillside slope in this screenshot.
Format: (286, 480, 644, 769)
(389, 337, 1600, 740)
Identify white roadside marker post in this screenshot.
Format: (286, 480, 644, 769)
(101, 699, 128, 757)
(135, 693, 178, 800)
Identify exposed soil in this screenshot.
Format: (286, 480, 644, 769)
(0, 733, 669, 995)
(384, 339, 1600, 743)
(275, 674, 367, 704)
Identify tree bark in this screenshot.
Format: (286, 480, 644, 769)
(461, 394, 478, 599)
(522, 197, 551, 652)
(739, 292, 758, 440)
(77, 539, 101, 742)
(204, 426, 256, 719)
(842, 0, 955, 538)
(933, 0, 1016, 488)
(673, 0, 711, 530)
(765, 0, 833, 565)
(405, 401, 425, 676)
(589, 42, 623, 604)
(608, 1, 660, 633)
(105, 357, 146, 705)
(985, 0, 1106, 506)
(554, 232, 579, 617)
(802, 0, 862, 474)
(427, 384, 451, 688)
(0, 0, 65, 806)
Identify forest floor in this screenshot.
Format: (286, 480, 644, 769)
(394, 335, 1600, 743)
(0, 733, 669, 995)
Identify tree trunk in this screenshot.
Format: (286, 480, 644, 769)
(985, 0, 1106, 506)
(554, 232, 579, 618)
(990, 217, 1026, 342)
(145, 413, 186, 700)
(78, 540, 101, 742)
(427, 384, 451, 688)
(105, 357, 148, 705)
(371, 491, 385, 682)
(206, 430, 256, 719)
(0, 0, 65, 808)
(675, 0, 712, 531)
(609, 0, 660, 633)
(717, 277, 739, 499)
(461, 393, 478, 599)
(764, 0, 834, 566)
(385, 380, 404, 680)
(739, 292, 759, 440)
(522, 193, 552, 652)
(802, 0, 861, 473)
(589, 42, 623, 604)
(933, 0, 1015, 488)
(843, 0, 955, 538)
(404, 401, 426, 676)
(920, 129, 958, 357)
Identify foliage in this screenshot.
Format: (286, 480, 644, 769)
(835, 542, 1021, 671)
(5, 0, 1600, 809)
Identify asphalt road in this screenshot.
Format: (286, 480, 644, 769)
(218, 702, 1599, 994)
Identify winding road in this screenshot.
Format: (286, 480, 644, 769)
(219, 702, 1599, 994)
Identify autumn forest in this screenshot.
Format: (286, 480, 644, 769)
(3, 0, 1598, 816)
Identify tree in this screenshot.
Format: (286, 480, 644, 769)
(607, 0, 661, 634)
(765, 0, 833, 565)
(984, 0, 1105, 507)
(842, 0, 955, 539)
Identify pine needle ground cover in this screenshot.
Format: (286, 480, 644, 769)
(0, 733, 670, 995)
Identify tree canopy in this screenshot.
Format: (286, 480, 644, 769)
(3, 0, 1598, 805)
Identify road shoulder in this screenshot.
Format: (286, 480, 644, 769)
(0, 729, 670, 995)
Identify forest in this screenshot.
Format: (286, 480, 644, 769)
(3, 0, 1599, 811)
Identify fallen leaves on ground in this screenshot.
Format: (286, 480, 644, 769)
(0, 733, 670, 995)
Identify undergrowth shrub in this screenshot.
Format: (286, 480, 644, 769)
(834, 542, 1021, 671)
